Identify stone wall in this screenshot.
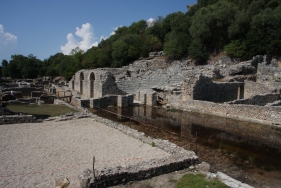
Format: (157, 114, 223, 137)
(244, 81, 273, 98)
(69, 57, 280, 107)
(0, 115, 37, 124)
(71, 69, 126, 98)
(9, 98, 37, 104)
(228, 93, 280, 106)
(2, 87, 44, 97)
(171, 100, 281, 125)
(79, 95, 134, 108)
(258, 62, 281, 78)
(184, 75, 244, 103)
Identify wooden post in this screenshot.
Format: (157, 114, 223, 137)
(93, 156, 98, 188)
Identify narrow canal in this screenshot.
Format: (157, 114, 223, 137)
(89, 105, 281, 187)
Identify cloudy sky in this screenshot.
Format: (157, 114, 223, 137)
(0, 0, 197, 61)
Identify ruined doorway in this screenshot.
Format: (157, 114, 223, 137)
(72, 80, 74, 90)
(90, 72, 95, 98)
(80, 72, 84, 95)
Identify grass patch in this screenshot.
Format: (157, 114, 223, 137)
(168, 179, 178, 183)
(151, 141, 156, 147)
(6, 104, 78, 119)
(167, 107, 182, 113)
(175, 174, 229, 188)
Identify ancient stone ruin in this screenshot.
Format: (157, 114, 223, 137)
(68, 54, 281, 125)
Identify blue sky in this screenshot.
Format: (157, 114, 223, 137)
(0, 0, 197, 62)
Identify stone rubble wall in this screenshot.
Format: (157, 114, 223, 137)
(69, 56, 281, 110)
(258, 62, 281, 79)
(183, 74, 244, 103)
(228, 93, 280, 106)
(77, 95, 134, 108)
(8, 98, 38, 104)
(1, 87, 44, 97)
(0, 115, 37, 124)
(244, 81, 274, 98)
(171, 100, 281, 125)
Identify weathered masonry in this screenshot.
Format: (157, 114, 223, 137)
(69, 58, 249, 106)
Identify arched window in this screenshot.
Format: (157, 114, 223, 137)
(90, 72, 95, 98)
(80, 72, 84, 94)
(89, 72, 95, 80)
(80, 72, 84, 80)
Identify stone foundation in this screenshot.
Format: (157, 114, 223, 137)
(80, 95, 134, 108)
(172, 100, 281, 125)
(0, 115, 37, 124)
(228, 93, 280, 106)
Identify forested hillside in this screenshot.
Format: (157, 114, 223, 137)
(1, 0, 281, 80)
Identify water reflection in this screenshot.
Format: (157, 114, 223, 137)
(90, 105, 281, 171)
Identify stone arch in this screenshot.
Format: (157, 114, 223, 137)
(89, 72, 95, 98)
(89, 72, 95, 80)
(80, 72, 84, 95)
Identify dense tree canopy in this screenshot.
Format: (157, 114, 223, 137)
(1, 0, 281, 80)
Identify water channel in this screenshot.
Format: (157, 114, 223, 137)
(89, 105, 281, 187)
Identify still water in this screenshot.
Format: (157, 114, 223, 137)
(90, 105, 281, 172)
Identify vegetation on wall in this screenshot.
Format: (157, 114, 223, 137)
(1, 0, 280, 80)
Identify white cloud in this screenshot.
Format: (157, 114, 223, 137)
(99, 35, 107, 41)
(0, 24, 17, 47)
(110, 25, 122, 36)
(60, 23, 98, 55)
(147, 18, 156, 28)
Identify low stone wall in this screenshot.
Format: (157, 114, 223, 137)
(2, 87, 44, 97)
(87, 95, 134, 109)
(31, 91, 45, 98)
(8, 98, 37, 105)
(228, 93, 280, 106)
(244, 81, 273, 98)
(83, 157, 196, 188)
(171, 100, 281, 125)
(0, 115, 37, 124)
(135, 90, 157, 106)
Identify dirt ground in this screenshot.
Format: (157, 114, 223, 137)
(0, 118, 169, 188)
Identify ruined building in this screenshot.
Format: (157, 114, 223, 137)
(68, 55, 281, 125)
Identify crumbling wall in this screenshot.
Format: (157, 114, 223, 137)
(2, 87, 43, 97)
(244, 81, 272, 98)
(228, 93, 280, 106)
(185, 75, 244, 103)
(0, 115, 37, 124)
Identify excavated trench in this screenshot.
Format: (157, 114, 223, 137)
(89, 105, 281, 188)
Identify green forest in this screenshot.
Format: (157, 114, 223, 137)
(1, 0, 281, 80)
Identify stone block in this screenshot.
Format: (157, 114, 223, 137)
(146, 92, 157, 106)
(127, 94, 134, 106)
(90, 98, 100, 108)
(139, 92, 147, 105)
(117, 95, 128, 107)
(109, 95, 118, 106)
(80, 99, 90, 108)
(135, 91, 140, 100)
(100, 96, 111, 108)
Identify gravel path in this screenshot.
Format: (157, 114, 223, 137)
(0, 118, 169, 188)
